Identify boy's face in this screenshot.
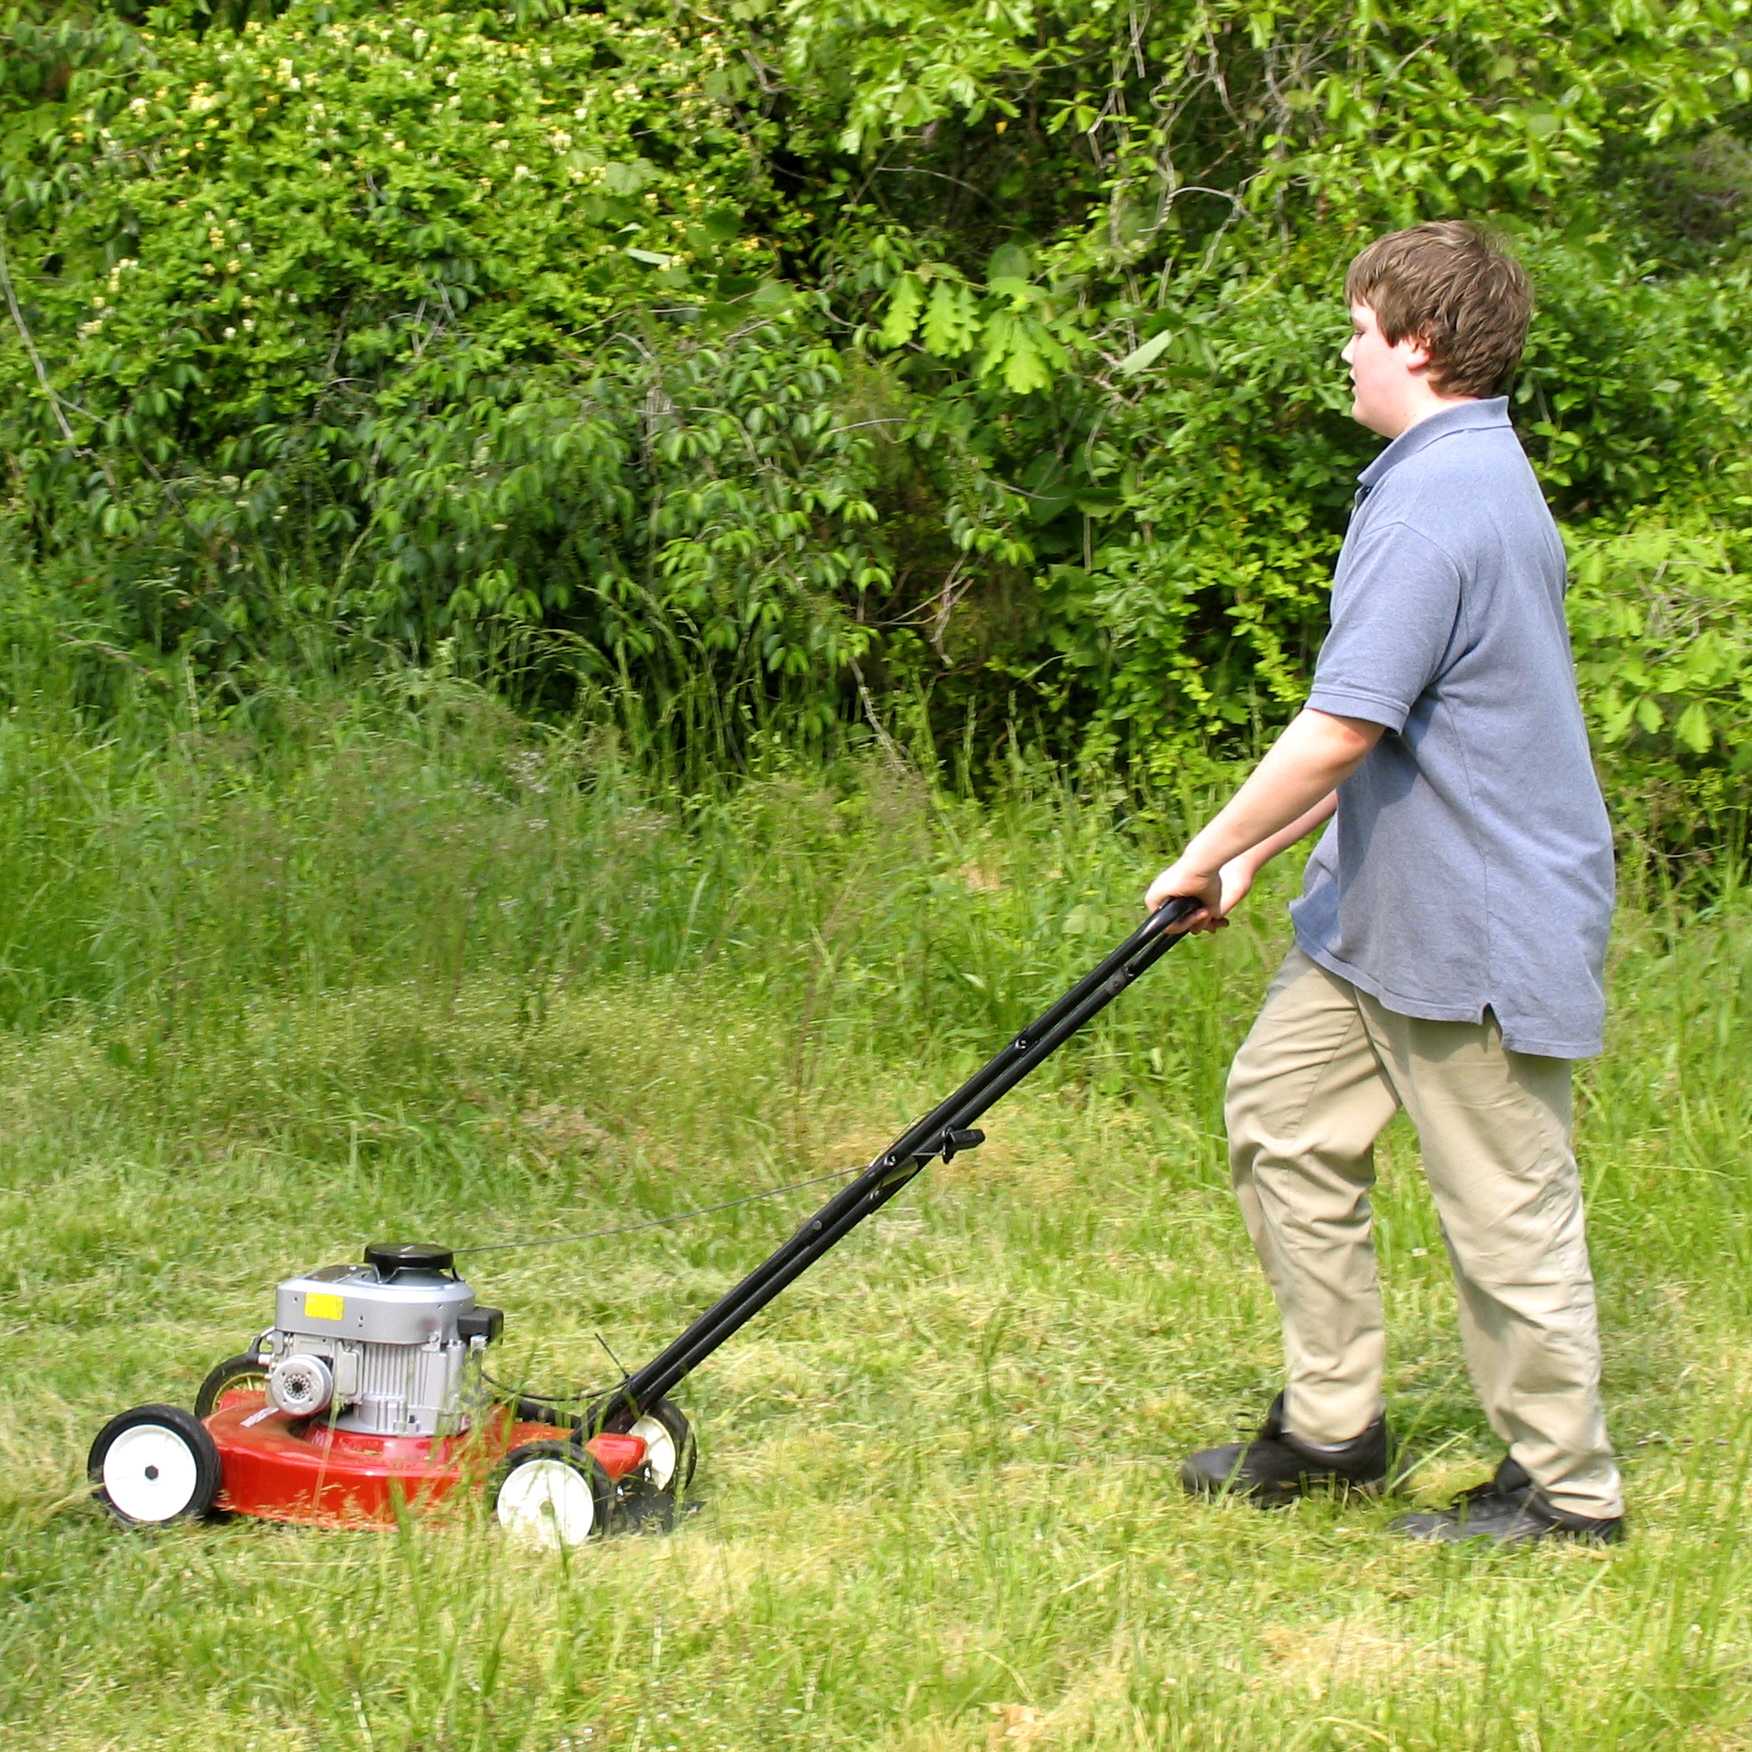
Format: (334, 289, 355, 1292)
(1342, 301, 1429, 439)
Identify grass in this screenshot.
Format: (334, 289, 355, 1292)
(0, 667, 1747, 1750)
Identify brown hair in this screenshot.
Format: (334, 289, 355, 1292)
(1345, 221, 1533, 398)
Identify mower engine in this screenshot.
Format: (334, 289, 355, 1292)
(263, 1242, 502, 1436)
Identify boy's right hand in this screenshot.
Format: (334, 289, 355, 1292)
(1144, 855, 1256, 933)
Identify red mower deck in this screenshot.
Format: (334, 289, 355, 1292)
(202, 1393, 647, 1527)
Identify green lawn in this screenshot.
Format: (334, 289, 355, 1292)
(1, 684, 1747, 1749)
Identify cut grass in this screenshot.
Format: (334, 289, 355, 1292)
(1, 676, 1747, 1749)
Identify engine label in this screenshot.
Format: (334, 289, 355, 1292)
(305, 1292, 345, 1321)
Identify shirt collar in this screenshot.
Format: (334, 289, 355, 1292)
(1358, 396, 1511, 492)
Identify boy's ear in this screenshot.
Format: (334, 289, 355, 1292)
(1399, 331, 1435, 373)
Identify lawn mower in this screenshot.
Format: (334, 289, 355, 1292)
(88, 897, 1198, 1549)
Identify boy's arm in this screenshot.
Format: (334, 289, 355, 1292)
(1144, 709, 1382, 928)
(1242, 790, 1341, 870)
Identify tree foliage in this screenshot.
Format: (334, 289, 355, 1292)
(2, 0, 1748, 843)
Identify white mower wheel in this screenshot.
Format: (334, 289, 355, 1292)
(88, 1403, 222, 1527)
(492, 1442, 613, 1550)
(626, 1400, 697, 1495)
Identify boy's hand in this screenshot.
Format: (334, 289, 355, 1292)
(1145, 856, 1254, 933)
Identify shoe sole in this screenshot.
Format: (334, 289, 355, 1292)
(1180, 1466, 1385, 1505)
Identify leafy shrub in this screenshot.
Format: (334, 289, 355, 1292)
(2, 0, 1747, 850)
(1568, 519, 1752, 860)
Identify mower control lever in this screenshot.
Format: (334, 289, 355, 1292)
(936, 1127, 985, 1163)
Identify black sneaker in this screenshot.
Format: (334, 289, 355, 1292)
(1390, 1456, 1625, 1545)
(1180, 1391, 1389, 1505)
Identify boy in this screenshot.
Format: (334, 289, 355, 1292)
(1146, 221, 1623, 1543)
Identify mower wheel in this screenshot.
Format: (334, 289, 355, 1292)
(194, 1353, 269, 1419)
(88, 1403, 223, 1527)
(623, 1399, 697, 1496)
(491, 1441, 614, 1549)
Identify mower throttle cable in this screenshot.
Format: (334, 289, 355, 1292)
(446, 1162, 870, 1258)
(455, 1151, 974, 1415)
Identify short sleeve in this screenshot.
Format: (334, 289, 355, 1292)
(1307, 522, 1462, 732)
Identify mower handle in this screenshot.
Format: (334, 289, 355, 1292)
(586, 896, 1200, 1431)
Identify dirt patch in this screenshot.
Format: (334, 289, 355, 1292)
(1258, 1616, 1472, 1696)
(984, 1702, 1045, 1747)
(515, 1103, 616, 1156)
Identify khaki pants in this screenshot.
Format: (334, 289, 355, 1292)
(1226, 947, 1623, 1518)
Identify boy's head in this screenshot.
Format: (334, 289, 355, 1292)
(1342, 222, 1532, 433)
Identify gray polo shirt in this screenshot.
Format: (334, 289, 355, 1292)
(1289, 398, 1614, 1058)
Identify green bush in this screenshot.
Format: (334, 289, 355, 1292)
(1568, 518, 1752, 860)
(2, 0, 1747, 850)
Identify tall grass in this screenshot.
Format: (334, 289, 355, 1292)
(0, 657, 1258, 1113)
(1, 659, 1747, 1749)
